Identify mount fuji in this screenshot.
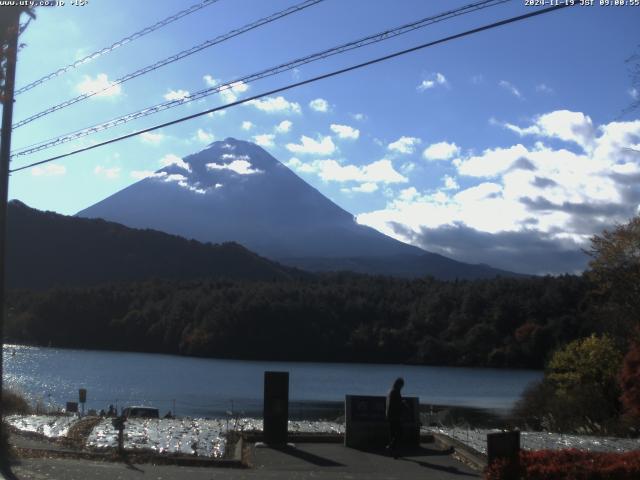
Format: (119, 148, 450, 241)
(77, 138, 518, 279)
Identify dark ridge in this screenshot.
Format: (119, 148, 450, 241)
(7, 200, 302, 289)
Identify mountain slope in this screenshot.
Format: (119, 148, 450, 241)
(7, 200, 300, 289)
(77, 138, 423, 258)
(76, 137, 519, 279)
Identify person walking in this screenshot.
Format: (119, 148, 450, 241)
(386, 377, 404, 458)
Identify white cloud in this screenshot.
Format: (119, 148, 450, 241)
(242, 121, 254, 130)
(130, 170, 155, 180)
(356, 112, 640, 274)
(164, 173, 188, 183)
(285, 157, 316, 173)
(422, 141, 460, 161)
(246, 96, 301, 114)
(76, 73, 121, 97)
(536, 83, 554, 94)
(159, 153, 192, 172)
(399, 187, 419, 201)
(401, 162, 416, 174)
(164, 89, 190, 101)
(330, 124, 360, 140)
(443, 175, 459, 190)
(253, 133, 275, 147)
(309, 98, 329, 112)
(203, 74, 219, 87)
(219, 81, 249, 103)
(275, 120, 292, 133)
(350, 182, 378, 193)
(286, 135, 336, 155)
(417, 72, 448, 91)
(289, 158, 407, 185)
(208, 109, 226, 118)
(456, 144, 530, 177)
(207, 159, 263, 175)
(31, 164, 66, 176)
(194, 128, 215, 143)
(502, 110, 595, 151)
(94, 165, 121, 179)
(352, 113, 366, 121)
(388, 136, 421, 154)
(140, 131, 164, 145)
(499, 80, 522, 99)
(629, 87, 639, 100)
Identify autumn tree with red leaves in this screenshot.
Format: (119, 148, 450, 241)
(586, 216, 640, 419)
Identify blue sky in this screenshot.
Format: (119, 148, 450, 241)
(7, 0, 640, 274)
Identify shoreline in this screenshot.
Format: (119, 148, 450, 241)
(2, 342, 545, 373)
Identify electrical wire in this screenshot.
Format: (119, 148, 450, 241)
(9, 3, 574, 174)
(15, 0, 225, 96)
(12, 0, 324, 129)
(12, 0, 508, 158)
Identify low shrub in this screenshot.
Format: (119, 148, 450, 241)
(3, 390, 31, 415)
(485, 449, 640, 480)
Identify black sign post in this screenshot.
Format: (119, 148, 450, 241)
(79, 388, 87, 416)
(487, 430, 520, 478)
(263, 371, 289, 445)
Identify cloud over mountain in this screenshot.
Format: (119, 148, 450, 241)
(357, 111, 640, 274)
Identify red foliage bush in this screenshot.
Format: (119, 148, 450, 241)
(484, 449, 640, 480)
(620, 342, 640, 418)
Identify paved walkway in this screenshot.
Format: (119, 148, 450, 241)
(4, 442, 480, 479)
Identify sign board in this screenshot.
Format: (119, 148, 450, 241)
(79, 388, 87, 403)
(66, 402, 78, 413)
(263, 371, 289, 445)
(344, 395, 420, 449)
(350, 395, 386, 422)
(487, 430, 520, 466)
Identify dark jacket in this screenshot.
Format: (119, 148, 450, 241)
(386, 388, 402, 422)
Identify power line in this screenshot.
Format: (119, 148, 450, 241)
(10, 3, 574, 174)
(12, 0, 325, 129)
(12, 0, 509, 159)
(15, 0, 224, 96)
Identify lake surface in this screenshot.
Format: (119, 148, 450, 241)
(3, 344, 542, 418)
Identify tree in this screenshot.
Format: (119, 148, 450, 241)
(586, 215, 640, 329)
(620, 342, 640, 418)
(515, 335, 625, 433)
(547, 335, 623, 396)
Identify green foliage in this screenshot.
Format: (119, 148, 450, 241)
(547, 334, 623, 397)
(6, 273, 593, 369)
(6, 201, 301, 290)
(2, 390, 31, 415)
(515, 335, 624, 433)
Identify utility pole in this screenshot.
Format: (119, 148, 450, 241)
(0, 7, 22, 421)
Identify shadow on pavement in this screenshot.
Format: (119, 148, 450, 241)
(121, 454, 144, 473)
(271, 445, 345, 467)
(401, 457, 480, 477)
(353, 444, 453, 458)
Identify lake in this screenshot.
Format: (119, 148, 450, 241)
(3, 344, 542, 418)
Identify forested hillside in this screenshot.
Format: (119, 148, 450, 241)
(7, 200, 301, 288)
(6, 273, 595, 368)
